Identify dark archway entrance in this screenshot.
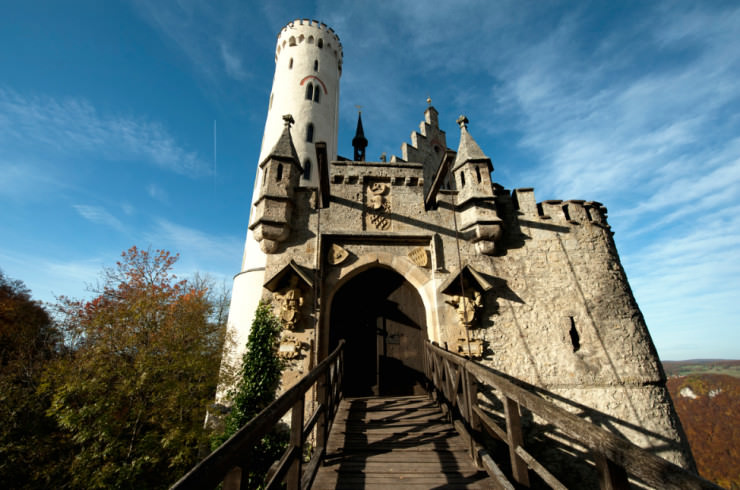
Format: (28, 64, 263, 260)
(329, 267, 427, 397)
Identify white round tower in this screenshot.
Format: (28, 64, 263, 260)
(219, 20, 342, 400)
(259, 19, 343, 187)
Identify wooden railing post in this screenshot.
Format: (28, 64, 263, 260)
(464, 368, 482, 466)
(222, 466, 242, 490)
(286, 396, 305, 489)
(595, 453, 630, 490)
(316, 369, 329, 452)
(504, 396, 530, 486)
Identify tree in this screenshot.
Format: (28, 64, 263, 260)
(212, 301, 286, 489)
(44, 247, 228, 489)
(0, 271, 70, 488)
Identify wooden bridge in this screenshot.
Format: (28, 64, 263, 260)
(172, 341, 719, 490)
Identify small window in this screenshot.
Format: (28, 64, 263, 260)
(314, 59, 319, 71)
(460, 171, 466, 187)
(305, 83, 313, 100)
(313, 86, 320, 103)
(303, 159, 311, 178)
(318, 38, 323, 48)
(276, 163, 283, 181)
(289, 58, 293, 69)
(298, 34, 304, 43)
(306, 123, 314, 143)
(475, 166, 481, 183)
(569, 317, 580, 352)
(308, 36, 314, 44)
(289, 36, 296, 46)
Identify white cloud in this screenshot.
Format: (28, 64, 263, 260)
(220, 41, 248, 80)
(73, 204, 127, 233)
(0, 87, 209, 176)
(146, 183, 169, 203)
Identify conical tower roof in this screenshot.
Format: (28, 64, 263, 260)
(262, 114, 299, 165)
(453, 115, 491, 171)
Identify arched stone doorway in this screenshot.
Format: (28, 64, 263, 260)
(329, 267, 428, 397)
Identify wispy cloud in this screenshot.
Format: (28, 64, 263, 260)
(146, 183, 169, 204)
(145, 218, 241, 263)
(73, 204, 126, 233)
(0, 87, 209, 176)
(219, 41, 248, 80)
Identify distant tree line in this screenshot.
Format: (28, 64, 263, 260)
(0, 246, 233, 489)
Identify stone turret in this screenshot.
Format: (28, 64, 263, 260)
(249, 115, 302, 254)
(452, 116, 503, 255)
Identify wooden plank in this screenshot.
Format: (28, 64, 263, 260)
(516, 445, 567, 490)
(504, 396, 529, 486)
(478, 449, 515, 490)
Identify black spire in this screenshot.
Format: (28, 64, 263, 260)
(352, 111, 368, 161)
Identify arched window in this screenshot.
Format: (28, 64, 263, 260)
(475, 166, 481, 183)
(289, 36, 296, 46)
(305, 83, 313, 100)
(298, 34, 304, 43)
(289, 58, 293, 69)
(460, 171, 466, 187)
(303, 159, 311, 178)
(306, 123, 314, 142)
(276, 163, 283, 181)
(313, 86, 320, 103)
(308, 36, 314, 44)
(314, 59, 318, 71)
(318, 38, 323, 48)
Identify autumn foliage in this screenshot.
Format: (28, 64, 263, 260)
(667, 371, 740, 489)
(42, 246, 229, 488)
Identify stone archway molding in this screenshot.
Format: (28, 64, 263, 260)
(322, 251, 441, 354)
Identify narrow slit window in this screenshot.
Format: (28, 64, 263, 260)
(289, 58, 293, 69)
(313, 86, 320, 103)
(460, 171, 466, 187)
(318, 38, 323, 48)
(569, 317, 580, 352)
(306, 123, 314, 142)
(303, 159, 311, 178)
(305, 83, 313, 100)
(314, 59, 319, 71)
(276, 163, 283, 181)
(475, 166, 482, 183)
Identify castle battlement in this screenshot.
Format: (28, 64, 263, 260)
(512, 188, 609, 228)
(275, 19, 343, 68)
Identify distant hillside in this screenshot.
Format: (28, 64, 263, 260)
(666, 372, 740, 488)
(663, 359, 740, 378)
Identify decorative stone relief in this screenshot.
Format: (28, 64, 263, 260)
(446, 291, 483, 329)
(278, 335, 302, 359)
(408, 247, 429, 267)
(327, 243, 349, 265)
(274, 280, 304, 330)
(365, 182, 391, 230)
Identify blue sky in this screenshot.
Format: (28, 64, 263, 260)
(1, 1, 738, 360)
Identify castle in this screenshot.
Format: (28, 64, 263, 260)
(221, 19, 694, 469)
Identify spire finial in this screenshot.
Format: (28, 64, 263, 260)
(457, 115, 469, 129)
(426, 96, 432, 106)
(355, 104, 362, 114)
(282, 114, 295, 128)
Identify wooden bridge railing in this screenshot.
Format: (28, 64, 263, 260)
(424, 341, 718, 490)
(171, 340, 345, 490)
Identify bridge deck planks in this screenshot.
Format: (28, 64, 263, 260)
(312, 395, 493, 489)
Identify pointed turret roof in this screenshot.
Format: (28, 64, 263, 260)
(262, 114, 299, 165)
(352, 111, 368, 161)
(453, 115, 492, 171)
